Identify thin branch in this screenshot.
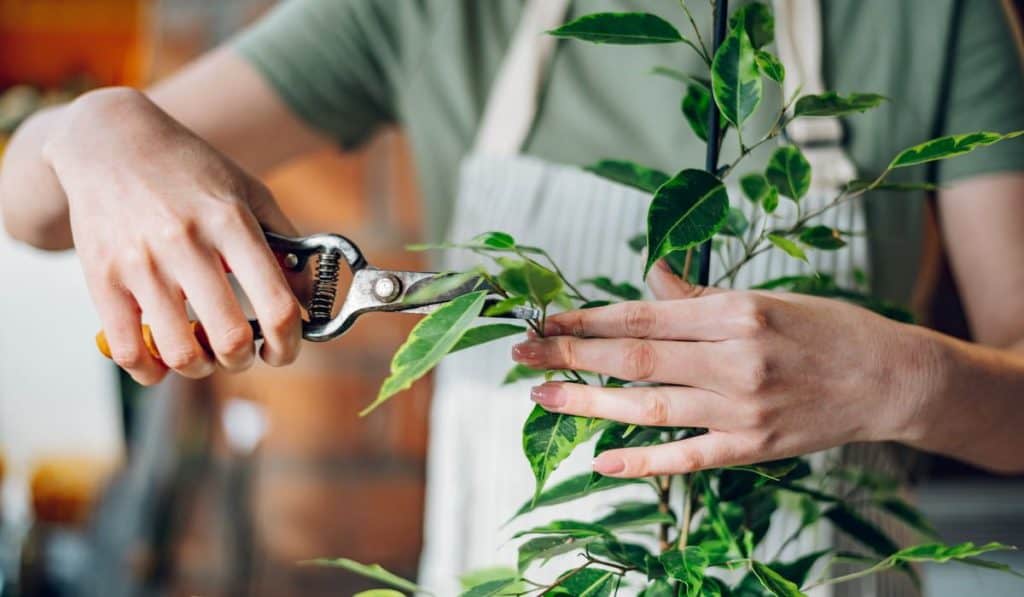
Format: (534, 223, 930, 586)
(679, 0, 712, 63)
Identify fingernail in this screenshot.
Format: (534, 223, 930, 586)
(593, 453, 626, 475)
(511, 340, 542, 364)
(531, 384, 566, 409)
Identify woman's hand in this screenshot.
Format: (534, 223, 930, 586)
(511, 261, 945, 478)
(42, 88, 304, 385)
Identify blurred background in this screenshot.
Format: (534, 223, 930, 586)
(0, 1, 1022, 596)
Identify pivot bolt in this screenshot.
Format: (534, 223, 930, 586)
(373, 274, 402, 303)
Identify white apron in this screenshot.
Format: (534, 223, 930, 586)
(418, 1, 884, 594)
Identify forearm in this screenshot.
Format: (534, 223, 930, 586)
(906, 328, 1024, 474)
(0, 105, 74, 249)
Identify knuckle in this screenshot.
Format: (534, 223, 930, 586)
(264, 297, 301, 333)
(557, 337, 579, 369)
(629, 454, 651, 478)
(624, 339, 657, 380)
(215, 324, 254, 355)
(732, 294, 772, 337)
(623, 302, 656, 337)
(737, 344, 775, 394)
(158, 219, 199, 244)
(744, 401, 776, 429)
(208, 198, 249, 228)
(119, 247, 155, 274)
(750, 428, 780, 453)
(644, 389, 672, 426)
(111, 347, 145, 370)
(675, 448, 704, 473)
(162, 345, 202, 370)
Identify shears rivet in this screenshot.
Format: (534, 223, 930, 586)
(283, 253, 299, 269)
(372, 274, 402, 303)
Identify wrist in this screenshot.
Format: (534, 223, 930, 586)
(881, 324, 955, 447)
(42, 87, 150, 169)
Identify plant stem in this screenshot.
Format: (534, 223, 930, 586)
(678, 474, 696, 550)
(679, 0, 712, 63)
(658, 475, 672, 551)
(698, 0, 729, 286)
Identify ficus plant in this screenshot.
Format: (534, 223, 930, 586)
(310, 3, 1024, 596)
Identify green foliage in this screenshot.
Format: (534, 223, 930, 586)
(712, 25, 762, 127)
(451, 323, 526, 353)
(645, 169, 730, 275)
(730, 2, 775, 48)
(522, 405, 606, 501)
(682, 83, 712, 141)
(798, 226, 846, 250)
(359, 4, 1024, 596)
(765, 146, 811, 201)
(888, 131, 1023, 169)
(303, 558, 424, 594)
(793, 92, 886, 117)
(767, 234, 808, 263)
(585, 159, 670, 193)
(362, 291, 487, 415)
(755, 50, 785, 83)
(549, 12, 685, 45)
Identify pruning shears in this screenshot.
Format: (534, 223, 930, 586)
(95, 231, 539, 361)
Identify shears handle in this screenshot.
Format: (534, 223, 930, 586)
(95, 320, 263, 363)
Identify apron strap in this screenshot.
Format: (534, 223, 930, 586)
(773, 0, 858, 189)
(473, 0, 571, 156)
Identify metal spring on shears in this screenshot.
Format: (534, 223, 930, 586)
(309, 250, 341, 321)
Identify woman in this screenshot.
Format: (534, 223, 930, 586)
(2, 0, 1023, 595)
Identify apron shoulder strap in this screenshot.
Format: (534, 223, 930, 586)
(473, 0, 572, 157)
(773, 0, 858, 188)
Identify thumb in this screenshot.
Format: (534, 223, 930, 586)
(244, 178, 313, 305)
(646, 257, 723, 301)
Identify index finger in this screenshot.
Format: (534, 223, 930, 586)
(544, 293, 741, 341)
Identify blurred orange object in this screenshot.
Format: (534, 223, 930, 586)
(29, 456, 118, 527)
(0, 0, 152, 89)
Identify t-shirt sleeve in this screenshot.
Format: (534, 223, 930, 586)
(936, 0, 1024, 183)
(232, 0, 402, 150)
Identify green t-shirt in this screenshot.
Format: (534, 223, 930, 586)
(234, 0, 1024, 303)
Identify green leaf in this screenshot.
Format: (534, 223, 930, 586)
(303, 558, 424, 594)
(517, 535, 599, 573)
(450, 323, 526, 353)
(513, 519, 613, 539)
(765, 146, 812, 201)
(503, 364, 547, 385)
(888, 130, 1023, 169)
(595, 501, 674, 529)
(589, 540, 652, 570)
(750, 561, 806, 596)
(876, 497, 938, 538)
(769, 550, 831, 587)
(767, 234, 808, 263)
(682, 84, 712, 141)
(585, 160, 671, 193)
(472, 231, 517, 249)
(730, 1, 774, 48)
(645, 169, 730, 275)
(651, 67, 709, 89)
(639, 579, 675, 597)
(549, 12, 685, 45)
(888, 541, 1016, 564)
(460, 578, 520, 597)
(548, 568, 618, 596)
(798, 226, 846, 250)
(460, 567, 520, 590)
(793, 92, 887, 117)
(824, 504, 900, 557)
(755, 50, 785, 83)
(513, 473, 643, 517)
(740, 173, 772, 204)
(497, 258, 564, 308)
(364, 291, 487, 415)
(354, 591, 405, 597)
(661, 546, 709, 595)
(483, 295, 529, 317)
(627, 233, 647, 254)
(523, 405, 606, 501)
(712, 25, 762, 127)
(721, 207, 750, 237)
(582, 277, 643, 301)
